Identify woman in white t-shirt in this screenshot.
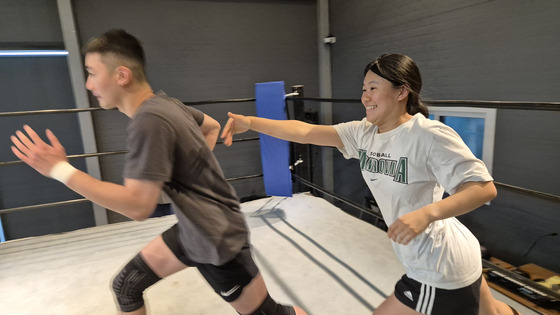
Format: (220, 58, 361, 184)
(221, 54, 519, 315)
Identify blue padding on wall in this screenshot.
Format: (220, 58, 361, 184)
(255, 81, 293, 197)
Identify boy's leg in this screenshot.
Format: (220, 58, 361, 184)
(197, 244, 306, 315)
(113, 230, 189, 314)
(138, 234, 189, 278)
(229, 273, 306, 315)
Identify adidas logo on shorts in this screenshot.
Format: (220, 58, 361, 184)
(404, 290, 414, 301)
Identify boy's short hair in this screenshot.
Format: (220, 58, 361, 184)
(84, 29, 146, 82)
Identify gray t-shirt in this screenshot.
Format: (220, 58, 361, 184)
(124, 91, 248, 265)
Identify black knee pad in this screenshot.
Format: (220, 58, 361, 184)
(112, 254, 161, 312)
(244, 294, 296, 315)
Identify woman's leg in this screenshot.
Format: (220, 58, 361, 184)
(478, 277, 519, 315)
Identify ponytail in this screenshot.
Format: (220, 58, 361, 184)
(406, 90, 429, 118)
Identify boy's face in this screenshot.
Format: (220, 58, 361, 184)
(85, 53, 120, 109)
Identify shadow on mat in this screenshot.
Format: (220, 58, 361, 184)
(252, 206, 388, 312)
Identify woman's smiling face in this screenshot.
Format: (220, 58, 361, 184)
(361, 70, 405, 130)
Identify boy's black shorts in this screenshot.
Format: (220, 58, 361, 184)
(162, 224, 258, 302)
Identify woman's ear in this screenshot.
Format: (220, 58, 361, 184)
(398, 86, 410, 101)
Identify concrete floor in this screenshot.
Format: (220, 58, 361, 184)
(0, 193, 536, 315)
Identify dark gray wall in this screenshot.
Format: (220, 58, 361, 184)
(75, 0, 319, 102)
(0, 0, 94, 239)
(0, 0, 62, 46)
(331, 0, 560, 102)
(329, 0, 560, 272)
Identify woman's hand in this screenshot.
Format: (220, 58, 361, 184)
(387, 206, 434, 245)
(388, 181, 497, 245)
(220, 112, 252, 146)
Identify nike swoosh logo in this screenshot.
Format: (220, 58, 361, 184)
(220, 285, 241, 297)
(370, 178, 378, 181)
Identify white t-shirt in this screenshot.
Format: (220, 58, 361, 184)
(334, 113, 493, 289)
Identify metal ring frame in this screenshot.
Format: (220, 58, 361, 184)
(1, 96, 559, 216)
(286, 96, 560, 111)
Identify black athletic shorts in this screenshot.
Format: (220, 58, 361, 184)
(161, 224, 259, 302)
(394, 274, 482, 315)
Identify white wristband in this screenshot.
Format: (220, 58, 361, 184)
(49, 161, 77, 184)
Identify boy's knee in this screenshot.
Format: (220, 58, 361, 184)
(112, 254, 161, 312)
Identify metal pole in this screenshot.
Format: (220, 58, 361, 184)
(57, 0, 108, 225)
(290, 85, 310, 193)
(317, 0, 334, 194)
